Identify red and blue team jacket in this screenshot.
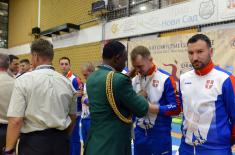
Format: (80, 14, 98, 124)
(132, 65, 181, 133)
(180, 61, 235, 150)
(67, 71, 83, 114)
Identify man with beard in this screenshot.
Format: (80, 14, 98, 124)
(179, 34, 235, 155)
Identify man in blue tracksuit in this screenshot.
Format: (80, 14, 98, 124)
(59, 57, 83, 155)
(131, 46, 181, 155)
(179, 34, 235, 155)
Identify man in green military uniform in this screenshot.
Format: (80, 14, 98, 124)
(84, 41, 159, 155)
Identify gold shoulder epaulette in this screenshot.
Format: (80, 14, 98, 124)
(106, 71, 132, 124)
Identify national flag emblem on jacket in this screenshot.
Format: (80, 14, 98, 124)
(152, 80, 159, 87)
(205, 80, 214, 89)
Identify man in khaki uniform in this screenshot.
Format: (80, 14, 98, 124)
(4, 39, 77, 155)
(0, 53, 15, 151)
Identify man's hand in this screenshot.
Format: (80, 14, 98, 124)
(76, 90, 83, 97)
(75, 86, 84, 97)
(138, 90, 148, 98)
(148, 102, 159, 114)
(67, 114, 76, 135)
(127, 67, 137, 78)
(5, 117, 23, 154)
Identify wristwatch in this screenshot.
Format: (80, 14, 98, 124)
(2, 147, 15, 155)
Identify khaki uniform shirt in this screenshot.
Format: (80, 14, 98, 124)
(7, 65, 77, 133)
(0, 72, 15, 124)
(7, 69, 15, 78)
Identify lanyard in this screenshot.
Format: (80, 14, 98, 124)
(139, 73, 155, 91)
(35, 65, 55, 70)
(138, 71, 155, 132)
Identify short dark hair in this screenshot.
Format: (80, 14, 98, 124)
(102, 41, 125, 59)
(20, 59, 30, 64)
(0, 53, 10, 69)
(130, 46, 151, 61)
(9, 54, 19, 63)
(187, 34, 212, 48)
(30, 39, 54, 61)
(59, 57, 71, 64)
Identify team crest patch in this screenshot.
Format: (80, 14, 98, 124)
(152, 80, 159, 87)
(205, 80, 214, 89)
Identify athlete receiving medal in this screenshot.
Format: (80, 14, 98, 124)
(131, 46, 181, 155)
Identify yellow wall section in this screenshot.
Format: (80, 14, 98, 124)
(18, 53, 31, 61)
(160, 28, 198, 37)
(8, 0, 38, 48)
(40, 0, 98, 31)
(169, 0, 187, 4)
(53, 42, 102, 81)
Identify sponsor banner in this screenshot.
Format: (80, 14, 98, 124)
(128, 28, 235, 80)
(218, 0, 235, 21)
(213, 28, 235, 73)
(128, 34, 194, 82)
(105, 0, 219, 40)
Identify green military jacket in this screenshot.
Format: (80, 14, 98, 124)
(84, 66, 149, 155)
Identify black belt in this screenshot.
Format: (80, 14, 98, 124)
(21, 128, 67, 136)
(0, 123, 7, 128)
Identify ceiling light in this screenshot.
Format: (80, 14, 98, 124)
(0, 10, 7, 16)
(132, 1, 135, 5)
(140, 6, 146, 11)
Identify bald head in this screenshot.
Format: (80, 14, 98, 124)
(81, 62, 95, 80)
